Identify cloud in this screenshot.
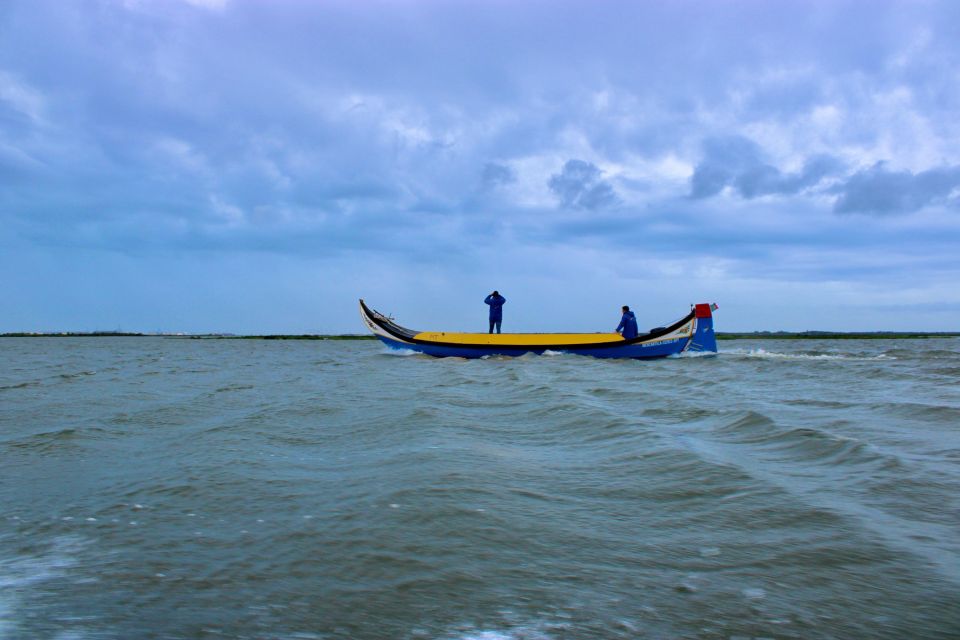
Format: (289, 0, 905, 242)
(0, 70, 45, 124)
(833, 162, 960, 215)
(690, 136, 843, 200)
(689, 136, 763, 198)
(480, 162, 516, 190)
(123, 0, 229, 11)
(547, 159, 621, 210)
(688, 135, 960, 216)
(181, 0, 229, 9)
(737, 154, 844, 198)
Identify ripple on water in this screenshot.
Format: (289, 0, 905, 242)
(0, 380, 42, 391)
(54, 370, 98, 381)
(3, 427, 114, 453)
(865, 401, 960, 424)
(711, 410, 777, 437)
(720, 347, 890, 361)
(709, 417, 903, 471)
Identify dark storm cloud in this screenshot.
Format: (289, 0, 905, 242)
(548, 160, 621, 210)
(833, 162, 960, 215)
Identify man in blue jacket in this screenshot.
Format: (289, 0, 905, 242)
(484, 291, 506, 333)
(616, 305, 638, 339)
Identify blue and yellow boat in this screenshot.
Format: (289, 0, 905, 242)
(359, 299, 718, 359)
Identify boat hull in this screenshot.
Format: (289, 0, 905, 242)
(360, 299, 717, 360)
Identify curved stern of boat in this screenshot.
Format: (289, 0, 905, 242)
(686, 303, 718, 353)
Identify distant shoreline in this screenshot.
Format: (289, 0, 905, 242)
(717, 332, 960, 340)
(2, 332, 957, 340)
(0, 332, 377, 340)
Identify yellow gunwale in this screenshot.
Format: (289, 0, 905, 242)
(412, 331, 625, 346)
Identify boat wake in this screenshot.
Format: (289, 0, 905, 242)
(720, 347, 894, 361)
(674, 350, 718, 359)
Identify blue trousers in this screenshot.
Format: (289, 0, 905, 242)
(489, 319, 501, 334)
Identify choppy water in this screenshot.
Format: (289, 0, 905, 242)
(1, 337, 959, 639)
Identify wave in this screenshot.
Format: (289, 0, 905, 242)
(382, 347, 420, 357)
(55, 370, 98, 380)
(4, 427, 111, 452)
(0, 535, 88, 638)
(214, 383, 255, 393)
(675, 349, 719, 359)
(678, 414, 960, 585)
(439, 616, 568, 640)
(707, 411, 904, 469)
(882, 347, 959, 360)
(720, 347, 894, 361)
(782, 398, 854, 409)
(712, 410, 777, 436)
(0, 380, 41, 391)
(380, 347, 452, 360)
(864, 401, 960, 424)
(447, 627, 557, 640)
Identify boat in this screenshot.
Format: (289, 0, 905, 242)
(359, 299, 718, 359)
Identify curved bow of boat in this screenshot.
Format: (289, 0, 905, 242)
(359, 298, 420, 347)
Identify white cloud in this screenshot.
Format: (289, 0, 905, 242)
(209, 195, 244, 225)
(154, 137, 208, 174)
(0, 70, 45, 123)
(182, 0, 229, 8)
(121, 0, 229, 12)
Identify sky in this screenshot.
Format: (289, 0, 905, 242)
(2, 0, 959, 333)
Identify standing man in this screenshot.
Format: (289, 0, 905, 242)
(616, 305, 638, 339)
(484, 291, 506, 334)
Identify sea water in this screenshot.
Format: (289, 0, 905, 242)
(1, 337, 959, 639)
